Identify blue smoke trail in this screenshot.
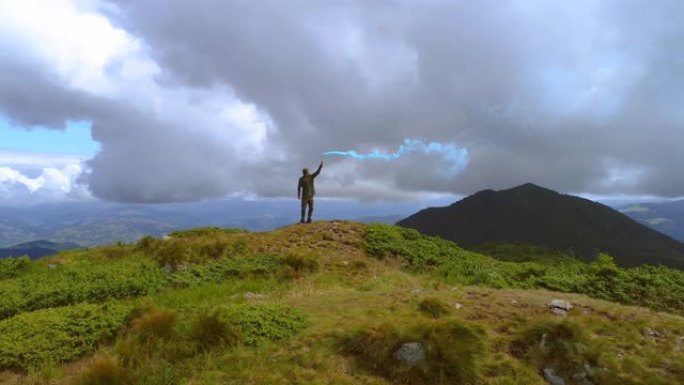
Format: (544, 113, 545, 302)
(322, 138, 470, 174)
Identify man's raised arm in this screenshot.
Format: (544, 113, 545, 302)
(312, 160, 323, 178)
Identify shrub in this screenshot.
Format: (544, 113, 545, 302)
(0, 258, 167, 320)
(340, 320, 487, 385)
(151, 239, 188, 267)
(422, 320, 487, 384)
(188, 309, 240, 352)
(134, 236, 162, 255)
(510, 320, 600, 381)
(0, 255, 30, 279)
(168, 254, 281, 288)
(0, 302, 133, 369)
(282, 252, 319, 274)
(221, 304, 310, 346)
(74, 355, 129, 385)
(167, 227, 247, 239)
(129, 308, 177, 343)
(418, 297, 452, 319)
(340, 324, 403, 371)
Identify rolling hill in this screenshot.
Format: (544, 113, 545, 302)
(0, 240, 82, 260)
(398, 183, 684, 268)
(1, 221, 684, 384)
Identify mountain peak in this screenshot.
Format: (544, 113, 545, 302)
(498, 183, 562, 197)
(398, 184, 684, 268)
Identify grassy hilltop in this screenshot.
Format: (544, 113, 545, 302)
(1, 221, 684, 384)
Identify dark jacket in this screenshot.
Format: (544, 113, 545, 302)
(298, 164, 322, 200)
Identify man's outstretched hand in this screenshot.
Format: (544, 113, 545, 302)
(319, 160, 324, 167)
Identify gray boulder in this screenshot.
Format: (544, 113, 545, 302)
(548, 299, 572, 316)
(543, 368, 566, 385)
(394, 342, 425, 366)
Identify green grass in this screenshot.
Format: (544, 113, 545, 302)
(340, 319, 487, 385)
(365, 224, 684, 314)
(167, 227, 248, 238)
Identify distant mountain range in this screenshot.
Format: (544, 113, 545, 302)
(0, 199, 430, 248)
(398, 183, 684, 269)
(0, 240, 82, 260)
(620, 200, 684, 242)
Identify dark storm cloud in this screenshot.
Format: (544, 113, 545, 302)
(99, 0, 684, 199)
(2, 0, 683, 202)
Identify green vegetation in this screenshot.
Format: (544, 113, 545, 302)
(1, 221, 684, 385)
(510, 320, 603, 382)
(366, 224, 684, 314)
(0, 302, 133, 369)
(168, 253, 282, 287)
(167, 227, 248, 238)
(418, 297, 452, 318)
(341, 320, 486, 385)
(219, 304, 310, 346)
(0, 255, 30, 279)
(0, 257, 167, 320)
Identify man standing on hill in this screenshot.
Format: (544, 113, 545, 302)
(297, 160, 324, 224)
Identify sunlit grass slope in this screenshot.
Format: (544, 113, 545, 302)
(0, 221, 683, 385)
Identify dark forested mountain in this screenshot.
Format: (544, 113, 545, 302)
(398, 183, 684, 268)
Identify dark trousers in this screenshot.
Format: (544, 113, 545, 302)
(301, 198, 314, 221)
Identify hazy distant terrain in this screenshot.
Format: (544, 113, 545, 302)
(0, 199, 433, 247)
(2, 194, 682, 249)
(0, 240, 82, 260)
(620, 200, 684, 242)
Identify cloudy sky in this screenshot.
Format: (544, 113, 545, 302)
(0, 0, 682, 204)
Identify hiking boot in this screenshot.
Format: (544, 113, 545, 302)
(299, 219, 305, 224)
(306, 218, 312, 224)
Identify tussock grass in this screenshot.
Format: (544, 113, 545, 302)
(187, 309, 239, 352)
(510, 320, 600, 379)
(418, 297, 452, 318)
(73, 355, 129, 385)
(340, 319, 487, 385)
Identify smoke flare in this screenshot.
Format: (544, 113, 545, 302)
(322, 138, 469, 174)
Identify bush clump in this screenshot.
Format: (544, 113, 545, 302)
(418, 297, 452, 319)
(169, 254, 282, 288)
(221, 304, 310, 346)
(128, 308, 177, 343)
(0, 255, 30, 279)
(167, 227, 247, 239)
(136, 234, 253, 267)
(510, 320, 603, 383)
(74, 355, 130, 385)
(187, 309, 240, 352)
(0, 302, 133, 369)
(340, 320, 486, 385)
(282, 251, 319, 274)
(0, 258, 167, 320)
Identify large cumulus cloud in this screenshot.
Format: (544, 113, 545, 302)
(1, 0, 683, 202)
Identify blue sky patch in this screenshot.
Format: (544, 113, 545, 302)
(0, 117, 100, 157)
